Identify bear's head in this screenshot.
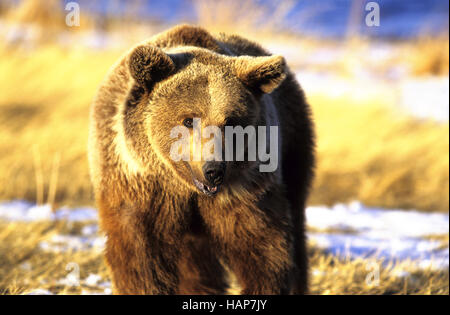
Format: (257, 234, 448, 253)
(126, 44, 286, 196)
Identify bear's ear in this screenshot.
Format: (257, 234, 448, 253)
(234, 55, 287, 94)
(129, 45, 176, 90)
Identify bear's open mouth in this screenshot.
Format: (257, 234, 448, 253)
(193, 178, 219, 196)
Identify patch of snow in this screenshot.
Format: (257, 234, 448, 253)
(84, 274, 102, 286)
(307, 201, 449, 269)
(82, 224, 99, 236)
(399, 77, 449, 122)
(53, 206, 98, 222)
(0, 200, 97, 222)
(392, 270, 411, 278)
(307, 201, 449, 238)
(0, 200, 448, 270)
(0, 201, 52, 221)
(295, 72, 449, 122)
(39, 234, 105, 253)
(26, 289, 54, 295)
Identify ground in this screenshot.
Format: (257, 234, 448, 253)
(0, 201, 448, 295)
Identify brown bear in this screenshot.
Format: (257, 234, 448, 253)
(88, 24, 315, 295)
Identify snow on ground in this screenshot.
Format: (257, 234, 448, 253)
(39, 234, 105, 253)
(307, 201, 449, 269)
(0, 200, 97, 222)
(0, 200, 448, 269)
(0, 200, 103, 252)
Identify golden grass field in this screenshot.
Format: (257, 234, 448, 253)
(0, 0, 448, 295)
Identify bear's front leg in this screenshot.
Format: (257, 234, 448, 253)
(200, 193, 295, 295)
(227, 240, 294, 295)
(105, 232, 181, 295)
(227, 222, 294, 294)
(100, 200, 184, 295)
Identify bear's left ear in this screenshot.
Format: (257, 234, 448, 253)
(128, 45, 176, 90)
(234, 55, 287, 94)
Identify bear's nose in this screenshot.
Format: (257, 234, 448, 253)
(203, 162, 226, 186)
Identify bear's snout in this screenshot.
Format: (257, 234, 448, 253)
(202, 161, 226, 186)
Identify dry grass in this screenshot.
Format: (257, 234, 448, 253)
(310, 95, 449, 212)
(0, 220, 108, 295)
(0, 219, 447, 295)
(192, 0, 298, 38)
(308, 247, 449, 295)
(406, 37, 450, 76)
(0, 45, 121, 206)
(6, 0, 66, 30)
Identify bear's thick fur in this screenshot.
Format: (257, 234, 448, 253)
(88, 24, 315, 295)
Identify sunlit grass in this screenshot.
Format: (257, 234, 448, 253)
(0, 220, 108, 295)
(0, 45, 121, 206)
(310, 94, 449, 212)
(308, 247, 449, 295)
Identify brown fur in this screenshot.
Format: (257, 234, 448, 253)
(88, 24, 315, 295)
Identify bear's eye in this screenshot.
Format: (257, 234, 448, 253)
(183, 118, 194, 128)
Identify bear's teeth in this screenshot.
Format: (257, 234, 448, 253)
(209, 186, 217, 192)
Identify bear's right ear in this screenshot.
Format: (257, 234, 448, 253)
(234, 55, 287, 94)
(129, 45, 176, 90)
